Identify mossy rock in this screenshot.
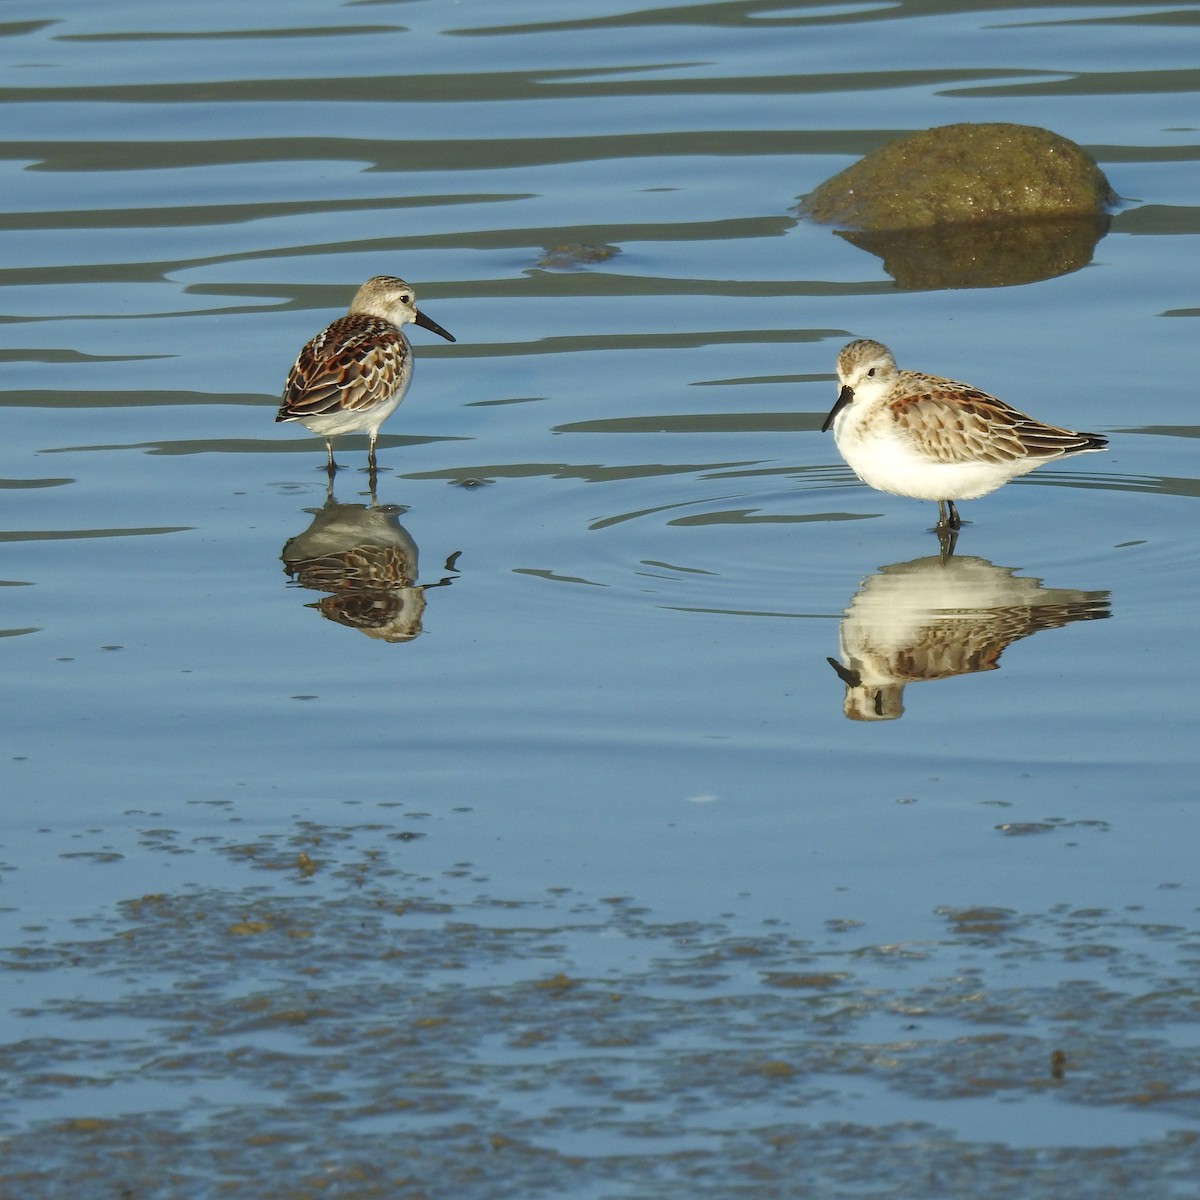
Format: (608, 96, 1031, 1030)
(801, 123, 1115, 230)
(799, 123, 1115, 287)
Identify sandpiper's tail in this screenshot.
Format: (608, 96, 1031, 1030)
(1020, 426, 1108, 457)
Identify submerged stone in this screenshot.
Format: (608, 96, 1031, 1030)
(536, 243, 621, 270)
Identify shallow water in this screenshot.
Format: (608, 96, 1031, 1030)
(2, 1, 1200, 1196)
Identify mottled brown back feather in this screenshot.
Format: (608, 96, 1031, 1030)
(888, 371, 1106, 465)
(278, 315, 409, 423)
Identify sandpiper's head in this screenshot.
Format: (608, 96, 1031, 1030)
(349, 276, 456, 342)
(822, 338, 897, 432)
(837, 338, 897, 392)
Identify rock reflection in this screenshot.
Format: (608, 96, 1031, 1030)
(834, 214, 1110, 290)
(281, 484, 459, 642)
(828, 553, 1109, 721)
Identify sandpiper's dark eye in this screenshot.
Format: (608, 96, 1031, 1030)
(400, 294, 411, 305)
(866, 367, 876, 377)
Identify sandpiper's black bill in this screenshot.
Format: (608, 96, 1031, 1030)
(414, 308, 456, 343)
(821, 384, 853, 432)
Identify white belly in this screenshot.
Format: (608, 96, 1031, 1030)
(835, 421, 1034, 501)
(298, 388, 406, 439)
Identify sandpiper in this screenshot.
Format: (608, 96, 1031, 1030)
(277, 275, 455, 475)
(822, 339, 1106, 530)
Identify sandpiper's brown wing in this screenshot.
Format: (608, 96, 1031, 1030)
(278, 315, 408, 422)
(887, 371, 1106, 465)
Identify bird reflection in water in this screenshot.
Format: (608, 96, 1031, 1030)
(827, 552, 1109, 720)
(281, 482, 460, 642)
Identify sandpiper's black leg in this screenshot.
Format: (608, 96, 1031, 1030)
(936, 499, 961, 531)
(325, 440, 337, 476)
(365, 435, 381, 500)
(936, 524, 958, 563)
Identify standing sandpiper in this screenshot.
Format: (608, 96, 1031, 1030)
(277, 275, 455, 475)
(822, 339, 1106, 531)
